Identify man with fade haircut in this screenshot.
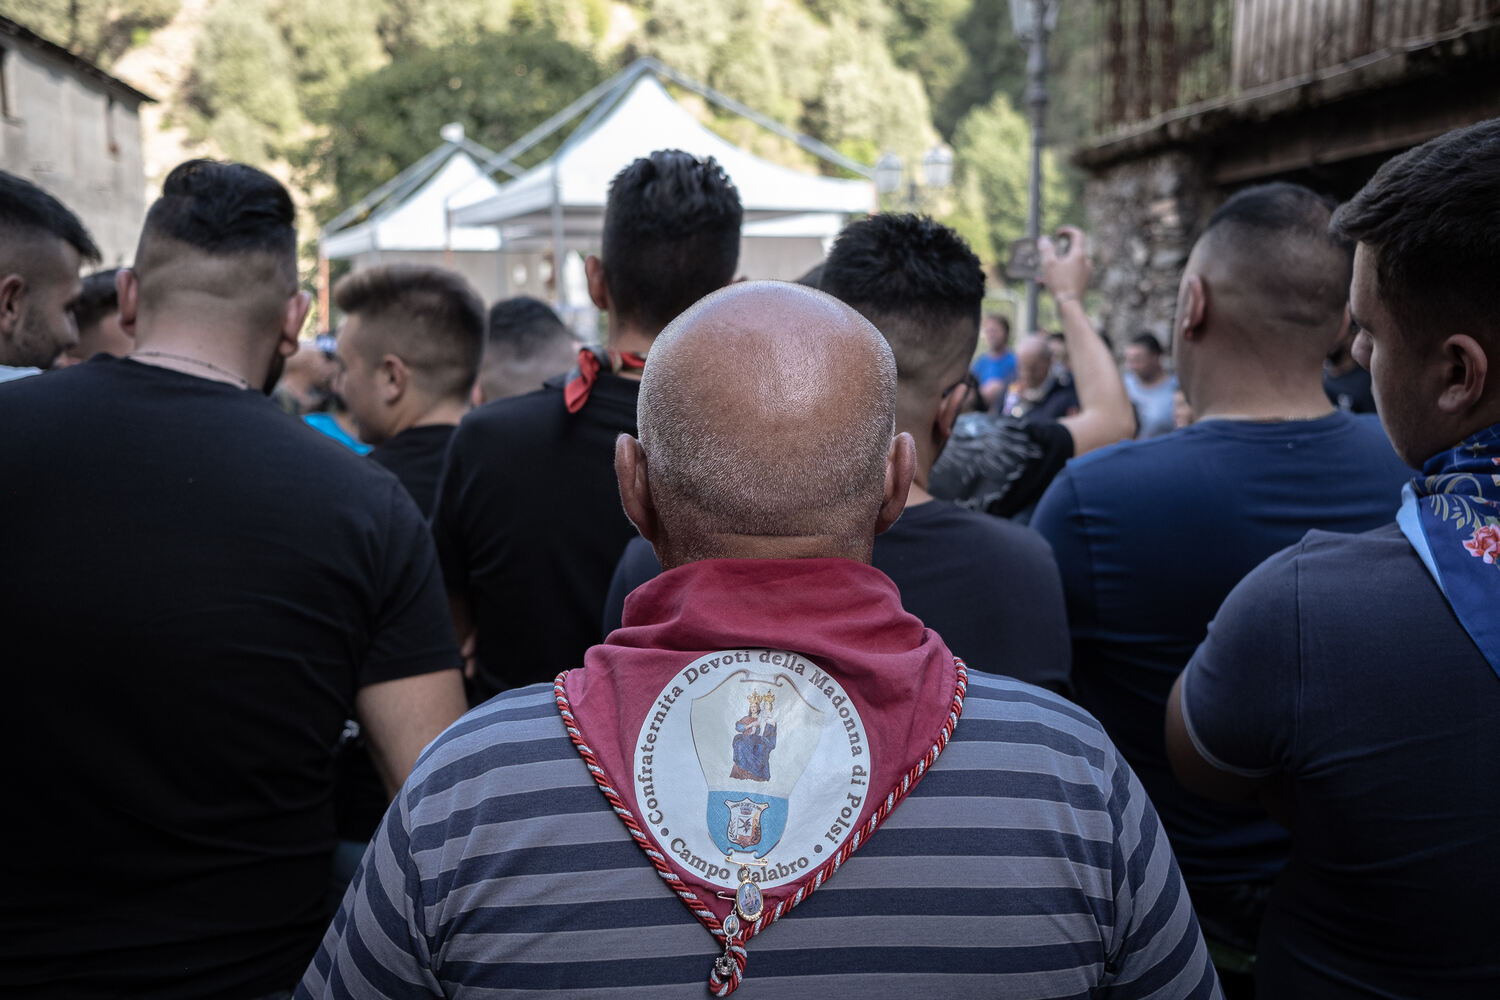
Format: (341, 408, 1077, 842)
(0, 159, 467, 999)
(1032, 181, 1412, 992)
(606, 214, 1072, 693)
(433, 149, 742, 701)
(300, 281, 1220, 1000)
(54, 268, 134, 367)
(0, 170, 100, 380)
(328, 263, 484, 860)
(334, 263, 485, 516)
(1169, 117, 1500, 999)
(928, 227, 1135, 522)
(475, 294, 579, 403)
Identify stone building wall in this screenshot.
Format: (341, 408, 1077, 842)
(1083, 149, 1212, 352)
(0, 33, 147, 267)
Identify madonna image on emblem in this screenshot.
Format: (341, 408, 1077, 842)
(730, 690, 776, 781)
(691, 669, 824, 860)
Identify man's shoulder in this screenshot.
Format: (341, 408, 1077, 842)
(462, 384, 566, 432)
(955, 671, 1116, 762)
(1226, 522, 1408, 622)
(402, 683, 588, 815)
(1287, 521, 1410, 582)
(1065, 423, 1199, 475)
(455, 376, 638, 447)
(891, 500, 1054, 564)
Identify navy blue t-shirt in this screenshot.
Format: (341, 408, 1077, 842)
(603, 498, 1073, 693)
(1181, 524, 1500, 997)
(1031, 412, 1412, 886)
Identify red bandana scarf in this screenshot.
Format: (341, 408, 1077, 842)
(564, 345, 648, 413)
(555, 558, 966, 994)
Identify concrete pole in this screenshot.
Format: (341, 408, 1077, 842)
(1023, 0, 1049, 333)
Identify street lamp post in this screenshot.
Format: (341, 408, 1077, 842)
(1010, 0, 1058, 332)
(874, 144, 954, 211)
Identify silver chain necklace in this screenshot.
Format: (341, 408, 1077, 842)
(131, 351, 253, 391)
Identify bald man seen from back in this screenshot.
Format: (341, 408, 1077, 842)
(1031, 181, 1413, 992)
(605, 214, 1072, 692)
(301, 282, 1220, 1000)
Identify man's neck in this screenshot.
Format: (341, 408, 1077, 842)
(1188, 350, 1336, 422)
(605, 321, 658, 380)
(1192, 386, 1335, 422)
(411, 398, 467, 430)
(131, 324, 264, 389)
(659, 532, 873, 568)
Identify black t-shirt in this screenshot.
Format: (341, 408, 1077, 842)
(335, 422, 458, 843)
(603, 498, 1072, 694)
(0, 356, 459, 999)
(368, 423, 456, 518)
(1182, 524, 1500, 996)
(433, 372, 640, 700)
(927, 411, 1076, 522)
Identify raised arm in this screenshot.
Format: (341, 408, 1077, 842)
(1041, 227, 1137, 454)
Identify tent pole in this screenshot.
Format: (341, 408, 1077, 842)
(317, 254, 330, 333)
(551, 162, 566, 313)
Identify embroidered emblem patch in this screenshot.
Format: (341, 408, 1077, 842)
(632, 649, 872, 891)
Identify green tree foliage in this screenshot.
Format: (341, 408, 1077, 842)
(277, 0, 390, 118)
(808, 12, 936, 167)
(4, 0, 1105, 269)
(1, 0, 181, 64)
(190, 0, 302, 163)
(946, 91, 1069, 263)
(376, 0, 515, 56)
(635, 0, 933, 171)
(884, 0, 969, 130)
(306, 28, 603, 216)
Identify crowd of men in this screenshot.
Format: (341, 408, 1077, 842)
(1, 116, 1496, 1000)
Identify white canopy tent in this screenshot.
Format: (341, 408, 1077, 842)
(317, 131, 518, 309)
(448, 59, 876, 297)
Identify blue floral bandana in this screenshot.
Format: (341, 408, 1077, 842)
(1397, 424, 1500, 680)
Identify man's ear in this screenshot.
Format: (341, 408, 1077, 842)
(1179, 274, 1207, 343)
(279, 291, 312, 358)
(1436, 333, 1489, 417)
(615, 433, 659, 543)
(875, 431, 916, 536)
(115, 268, 138, 339)
(0, 273, 26, 341)
(380, 353, 409, 404)
(585, 254, 609, 312)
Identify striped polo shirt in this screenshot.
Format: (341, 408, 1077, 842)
(297, 671, 1220, 999)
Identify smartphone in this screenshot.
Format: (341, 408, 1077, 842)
(1005, 233, 1072, 282)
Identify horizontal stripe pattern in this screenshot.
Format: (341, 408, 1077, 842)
(298, 671, 1219, 999)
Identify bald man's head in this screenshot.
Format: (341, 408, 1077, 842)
(623, 282, 911, 566)
(1015, 333, 1052, 388)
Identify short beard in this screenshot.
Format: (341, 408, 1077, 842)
(8, 309, 71, 370)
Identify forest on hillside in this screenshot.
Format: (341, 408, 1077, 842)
(2, 0, 1102, 267)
